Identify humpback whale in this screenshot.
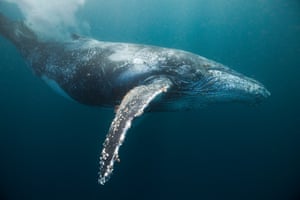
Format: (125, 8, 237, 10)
(0, 13, 270, 185)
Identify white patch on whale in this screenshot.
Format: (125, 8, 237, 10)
(108, 44, 139, 62)
(41, 75, 73, 101)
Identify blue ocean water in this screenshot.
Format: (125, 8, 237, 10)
(0, 0, 300, 200)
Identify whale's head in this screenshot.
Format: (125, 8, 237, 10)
(187, 61, 271, 106)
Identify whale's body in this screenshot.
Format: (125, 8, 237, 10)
(0, 13, 270, 184)
(28, 38, 211, 108)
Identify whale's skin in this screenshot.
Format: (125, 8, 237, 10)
(27, 39, 208, 108)
(0, 13, 270, 185)
(22, 38, 269, 110)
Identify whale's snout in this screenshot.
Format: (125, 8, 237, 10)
(196, 65, 270, 104)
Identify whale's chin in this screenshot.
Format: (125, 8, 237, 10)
(203, 68, 270, 104)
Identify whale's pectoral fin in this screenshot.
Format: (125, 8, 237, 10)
(98, 77, 172, 185)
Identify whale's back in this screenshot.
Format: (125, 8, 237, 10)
(0, 13, 37, 52)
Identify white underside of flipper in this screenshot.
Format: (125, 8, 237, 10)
(98, 76, 172, 185)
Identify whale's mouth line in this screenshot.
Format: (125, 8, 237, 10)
(184, 66, 271, 104)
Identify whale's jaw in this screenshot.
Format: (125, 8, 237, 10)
(191, 65, 270, 105)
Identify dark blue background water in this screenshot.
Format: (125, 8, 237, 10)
(0, 0, 300, 199)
